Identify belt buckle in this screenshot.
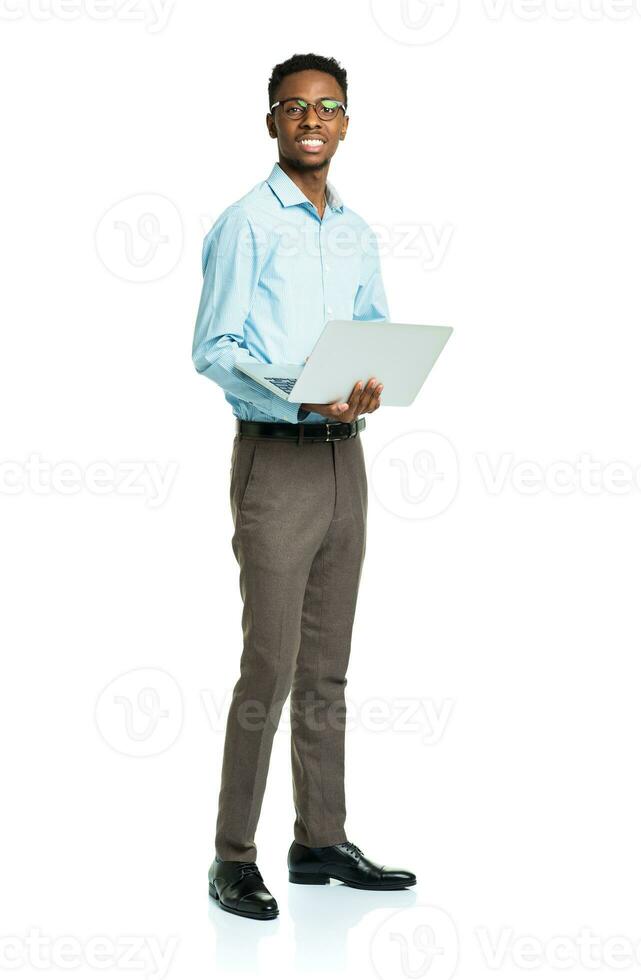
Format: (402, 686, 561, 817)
(325, 422, 344, 442)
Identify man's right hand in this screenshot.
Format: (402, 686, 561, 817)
(301, 377, 384, 422)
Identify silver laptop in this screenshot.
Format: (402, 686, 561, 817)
(235, 319, 453, 407)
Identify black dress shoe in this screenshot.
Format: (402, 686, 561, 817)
(208, 857, 279, 919)
(287, 840, 417, 890)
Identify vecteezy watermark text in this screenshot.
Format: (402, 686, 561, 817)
(482, 0, 641, 22)
(201, 690, 454, 745)
(0, 0, 175, 32)
(0, 454, 178, 508)
(0, 928, 178, 978)
(94, 667, 454, 758)
(477, 925, 641, 970)
(476, 452, 641, 495)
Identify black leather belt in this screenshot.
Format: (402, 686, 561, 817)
(236, 417, 366, 444)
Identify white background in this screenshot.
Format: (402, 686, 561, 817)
(2, 1, 641, 977)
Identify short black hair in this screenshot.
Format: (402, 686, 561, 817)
(268, 53, 348, 110)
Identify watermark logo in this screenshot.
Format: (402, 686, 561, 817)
(371, 905, 459, 980)
(370, 0, 460, 45)
(95, 193, 183, 282)
(371, 430, 459, 520)
(95, 668, 183, 757)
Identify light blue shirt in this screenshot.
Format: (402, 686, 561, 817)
(192, 161, 390, 424)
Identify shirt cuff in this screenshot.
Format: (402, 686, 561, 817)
(270, 394, 307, 425)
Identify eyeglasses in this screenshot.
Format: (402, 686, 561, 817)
(269, 97, 347, 121)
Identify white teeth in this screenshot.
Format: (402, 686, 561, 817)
(299, 139, 323, 145)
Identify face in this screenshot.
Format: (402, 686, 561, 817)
(267, 69, 349, 172)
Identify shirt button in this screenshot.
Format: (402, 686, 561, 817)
(327, 306, 334, 315)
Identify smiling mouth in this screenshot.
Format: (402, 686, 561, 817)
(297, 138, 326, 152)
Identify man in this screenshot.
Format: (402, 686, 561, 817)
(193, 52, 416, 921)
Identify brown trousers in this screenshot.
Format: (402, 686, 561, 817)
(214, 428, 368, 862)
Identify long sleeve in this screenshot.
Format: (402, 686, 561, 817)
(353, 222, 390, 322)
(192, 205, 305, 424)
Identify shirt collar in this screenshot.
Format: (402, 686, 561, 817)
(266, 160, 344, 214)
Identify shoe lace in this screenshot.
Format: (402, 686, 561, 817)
(341, 840, 364, 859)
(237, 861, 261, 880)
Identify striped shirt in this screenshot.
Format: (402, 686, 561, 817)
(192, 161, 390, 424)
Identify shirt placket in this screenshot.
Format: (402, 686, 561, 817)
(302, 200, 335, 329)
(317, 205, 334, 323)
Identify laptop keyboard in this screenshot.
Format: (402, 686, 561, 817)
(265, 376, 297, 394)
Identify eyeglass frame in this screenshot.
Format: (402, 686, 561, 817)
(269, 96, 348, 121)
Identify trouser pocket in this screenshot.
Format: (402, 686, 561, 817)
(230, 438, 262, 520)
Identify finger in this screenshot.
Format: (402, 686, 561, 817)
(370, 383, 384, 410)
(333, 382, 359, 420)
(362, 382, 384, 414)
(357, 378, 379, 413)
(348, 380, 364, 406)
(336, 380, 371, 420)
(329, 399, 350, 418)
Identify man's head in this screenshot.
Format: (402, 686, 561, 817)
(267, 53, 349, 173)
